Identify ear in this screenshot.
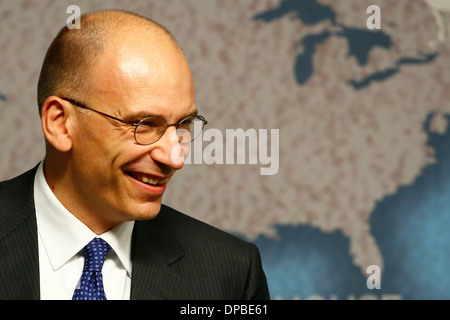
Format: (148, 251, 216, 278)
(41, 96, 74, 152)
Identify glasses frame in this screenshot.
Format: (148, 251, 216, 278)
(60, 97, 207, 145)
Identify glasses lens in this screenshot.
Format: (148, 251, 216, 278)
(177, 116, 206, 144)
(135, 117, 167, 145)
(134, 115, 206, 145)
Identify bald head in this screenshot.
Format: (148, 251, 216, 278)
(37, 10, 179, 114)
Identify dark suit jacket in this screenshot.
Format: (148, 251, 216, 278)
(0, 165, 270, 300)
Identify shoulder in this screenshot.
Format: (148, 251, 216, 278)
(152, 205, 270, 299)
(134, 203, 262, 269)
(158, 204, 255, 252)
(0, 166, 37, 195)
(0, 166, 38, 238)
(0, 166, 37, 211)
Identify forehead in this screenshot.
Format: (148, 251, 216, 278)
(88, 41, 196, 120)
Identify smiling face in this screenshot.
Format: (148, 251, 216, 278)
(43, 20, 197, 233)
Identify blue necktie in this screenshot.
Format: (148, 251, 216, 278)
(72, 238, 111, 300)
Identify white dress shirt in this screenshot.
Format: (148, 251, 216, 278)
(33, 162, 134, 300)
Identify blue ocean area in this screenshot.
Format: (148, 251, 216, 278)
(369, 113, 450, 299)
(250, 225, 370, 299)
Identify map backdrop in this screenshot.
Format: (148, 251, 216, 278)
(1, 0, 450, 299)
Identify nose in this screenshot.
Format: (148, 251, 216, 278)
(149, 126, 186, 171)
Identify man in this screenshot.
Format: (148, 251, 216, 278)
(0, 10, 270, 300)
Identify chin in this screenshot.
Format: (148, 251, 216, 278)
(128, 200, 163, 221)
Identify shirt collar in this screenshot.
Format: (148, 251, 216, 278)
(34, 161, 134, 276)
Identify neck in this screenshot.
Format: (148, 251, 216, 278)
(43, 156, 121, 235)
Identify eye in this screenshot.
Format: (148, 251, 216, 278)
(135, 117, 166, 134)
(142, 117, 167, 127)
(140, 119, 160, 127)
(178, 117, 195, 130)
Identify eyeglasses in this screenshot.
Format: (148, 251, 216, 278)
(60, 97, 207, 145)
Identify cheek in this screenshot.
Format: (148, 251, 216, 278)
(71, 134, 123, 183)
(71, 122, 149, 182)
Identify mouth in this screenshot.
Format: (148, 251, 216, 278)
(126, 171, 171, 187)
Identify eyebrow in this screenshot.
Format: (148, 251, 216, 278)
(187, 109, 199, 117)
(125, 108, 199, 122)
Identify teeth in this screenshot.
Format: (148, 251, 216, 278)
(136, 174, 169, 186)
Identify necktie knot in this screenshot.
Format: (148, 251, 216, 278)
(83, 238, 111, 272)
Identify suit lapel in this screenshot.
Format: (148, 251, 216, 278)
(130, 206, 190, 300)
(0, 167, 40, 299)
